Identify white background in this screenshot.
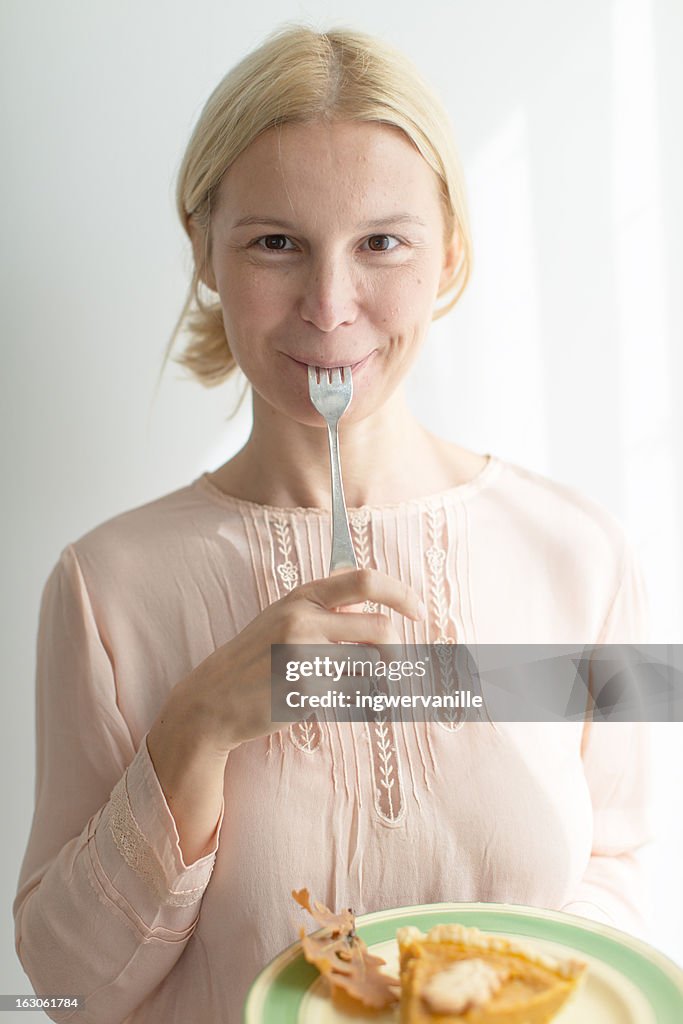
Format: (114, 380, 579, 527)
(2, 0, 682, 1015)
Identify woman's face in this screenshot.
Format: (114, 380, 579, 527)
(196, 119, 458, 425)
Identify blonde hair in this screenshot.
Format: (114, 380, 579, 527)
(163, 24, 473, 388)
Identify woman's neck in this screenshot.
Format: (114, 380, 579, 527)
(208, 388, 485, 509)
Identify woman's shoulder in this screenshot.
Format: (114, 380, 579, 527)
(436, 444, 627, 549)
(490, 456, 636, 572)
(496, 457, 624, 523)
(62, 476, 219, 583)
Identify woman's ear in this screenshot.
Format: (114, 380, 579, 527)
(438, 229, 462, 294)
(188, 216, 218, 292)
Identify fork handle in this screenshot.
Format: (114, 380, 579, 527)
(327, 422, 358, 573)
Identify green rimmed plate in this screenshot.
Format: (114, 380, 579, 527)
(243, 902, 683, 1022)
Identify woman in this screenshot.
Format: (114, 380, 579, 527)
(14, 25, 650, 1023)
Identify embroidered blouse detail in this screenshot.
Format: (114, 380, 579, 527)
(260, 499, 445, 824)
(346, 505, 406, 823)
(349, 507, 380, 614)
(272, 512, 300, 591)
(423, 503, 465, 733)
(268, 511, 323, 756)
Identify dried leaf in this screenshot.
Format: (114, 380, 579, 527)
(292, 888, 400, 1010)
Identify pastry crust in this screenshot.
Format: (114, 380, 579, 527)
(397, 923, 586, 1023)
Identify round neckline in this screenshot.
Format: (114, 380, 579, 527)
(192, 453, 503, 516)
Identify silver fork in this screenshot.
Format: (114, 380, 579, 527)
(307, 365, 358, 574)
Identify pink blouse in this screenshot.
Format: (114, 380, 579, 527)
(13, 455, 652, 1023)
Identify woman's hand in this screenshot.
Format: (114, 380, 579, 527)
(175, 567, 425, 755)
(145, 569, 424, 863)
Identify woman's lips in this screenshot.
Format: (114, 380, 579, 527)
(287, 352, 375, 372)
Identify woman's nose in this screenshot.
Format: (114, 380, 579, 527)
(298, 256, 358, 332)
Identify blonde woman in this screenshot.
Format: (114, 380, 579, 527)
(14, 25, 650, 1023)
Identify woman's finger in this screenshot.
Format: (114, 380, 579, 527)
(319, 610, 403, 647)
(299, 568, 426, 622)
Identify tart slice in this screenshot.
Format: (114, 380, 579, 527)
(397, 923, 586, 1023)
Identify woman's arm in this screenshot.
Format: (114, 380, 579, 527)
(15, 543, 424, 1022)
(561, 719, 653, 934)
(146, 696, 228, 865)
(561, 543, 654, 936)
(13, 546, 224, 1024)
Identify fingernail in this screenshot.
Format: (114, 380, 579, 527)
(417, 599, 427, 620)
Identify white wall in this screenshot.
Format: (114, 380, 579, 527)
(2, 0, 681, 1014)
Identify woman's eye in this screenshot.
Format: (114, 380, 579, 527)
(364, 234, 400, 252)
(257, 235, 293, 251)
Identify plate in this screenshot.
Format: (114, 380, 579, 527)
(243, 902, 683, 1023)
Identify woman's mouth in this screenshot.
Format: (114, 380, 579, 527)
(286, 352, 375, 373)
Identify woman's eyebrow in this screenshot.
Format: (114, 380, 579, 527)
(230, 213, 427, 230)
(360, 214, 427, 230)
(230, 216, 299, 230)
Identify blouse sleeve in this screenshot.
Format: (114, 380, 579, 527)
(560, 543, 654, 937)
(13, 545, 224, 1023)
